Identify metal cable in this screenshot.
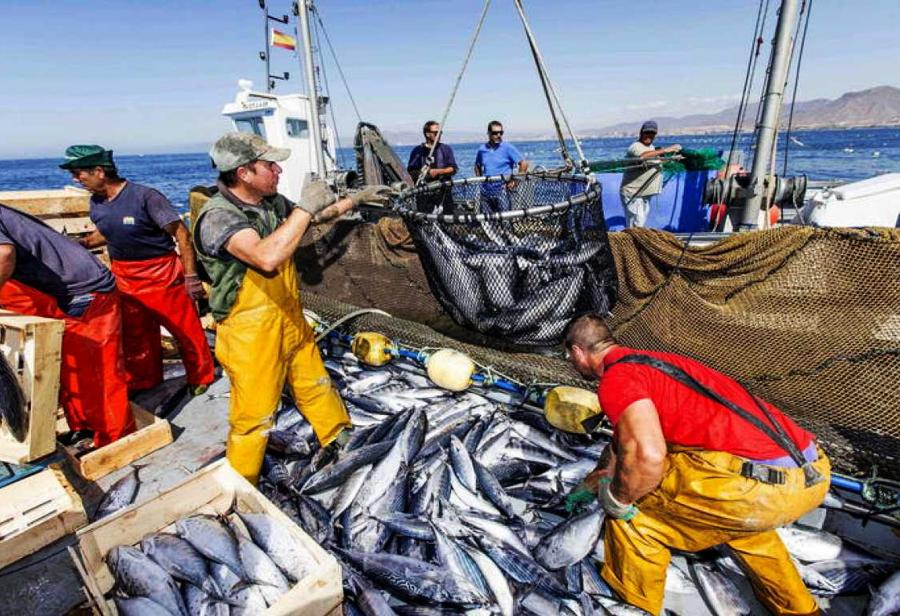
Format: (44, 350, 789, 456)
(311, 4, 362, 122)
(312, 14, 346, 169)
(418, 0, 492, 186)
(512, 0, 588, 171)
(726, 0, 771, 172)
(782, 0, 813, 177)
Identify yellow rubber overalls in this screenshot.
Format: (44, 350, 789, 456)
(601, 446, 831, 615)
(215, 257, 350, 483)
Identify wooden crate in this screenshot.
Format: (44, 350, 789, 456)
(62, 404, 173, 481)
(0, 310, 64, 464)
(0, 465, 87, 570)
(73, 459, 343, 616)
(0, 188, 91, 217)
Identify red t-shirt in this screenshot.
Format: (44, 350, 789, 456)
(598, 347, 814, 460)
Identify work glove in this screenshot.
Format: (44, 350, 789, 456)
(597, 477, 639, 521)
(296, 176, 337, 216)
(564, 486, 597, 515)
(349, 184, 394, 207)
(184, 273, 206, 301)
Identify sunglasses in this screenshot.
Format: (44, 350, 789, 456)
(490, 130, 504, 136)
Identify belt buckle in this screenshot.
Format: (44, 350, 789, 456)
(767, 468, 785, 485)
(740, 461, 754, 479)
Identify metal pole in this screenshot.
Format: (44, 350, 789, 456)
(262, 1, 271, 92)
(298, 0, 326, 176)
(739, 0, 801, 229)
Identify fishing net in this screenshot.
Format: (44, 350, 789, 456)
(588, 147, 725, 181)
(298, 223, 900, 480)
(391, 172, 617, 349)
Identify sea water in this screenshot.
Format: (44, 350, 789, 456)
(1, 127, 897, 216)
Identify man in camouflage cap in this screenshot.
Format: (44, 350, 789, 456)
(193, 131, 392, 482)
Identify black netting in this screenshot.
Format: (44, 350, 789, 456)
(395, 173, 618, 349)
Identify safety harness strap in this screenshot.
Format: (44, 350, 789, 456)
(605, 353, 824, 487)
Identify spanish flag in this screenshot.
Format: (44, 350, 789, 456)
(271, 29, 297, 51)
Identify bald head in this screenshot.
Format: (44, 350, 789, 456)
(564, 314, 615, 352)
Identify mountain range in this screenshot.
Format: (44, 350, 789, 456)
(376, 86, 900, 145)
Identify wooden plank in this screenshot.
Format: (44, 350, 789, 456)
(41, 216, 95, 235)
(64, 405, 173, 481)
(0, 188, 90, 217)
(0, 466, 87, 570)
(0, 310, 64, 464)
(75, 460, 343, 615)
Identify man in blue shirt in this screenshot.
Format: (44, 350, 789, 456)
(473, 120, 529, 213)
(407, 120, 458, 214)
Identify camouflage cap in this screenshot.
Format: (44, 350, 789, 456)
(59, 145, 115, 170)
(209, 132, 290, 172)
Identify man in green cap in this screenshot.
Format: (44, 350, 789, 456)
(61, 145, 215, 396)
(192, 132, 392, 483)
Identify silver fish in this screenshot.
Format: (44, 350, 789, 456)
(0, 353, 25, 442)
(463, 543, 515, 616)
(115, 595, 177, 616)
(237, 509, 315, 583)
(234, 530, 290, 605)
(691, 561, 750, 616)
(534, 508, 604, 571)
(181, 584, 229, 616)
(175, 515, 244, 579)
(107, 545, 189, 616)
(868, 569, 900, 616)
(776, 526, 844, 562)
(140, 533, 230, 603)
(95, 465, 143, 520)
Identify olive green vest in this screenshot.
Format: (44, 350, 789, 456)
(192, 192, 291, 322)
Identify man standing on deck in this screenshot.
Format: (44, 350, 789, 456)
(192, 132, 392, 483)
(407, 121, 458, 214)
(474, 120, 528, 213)
(61, 145, 215, 397)
(564, 313, 830, 616)
(619, 120, 681, 228)
(0, 203, 134, 447)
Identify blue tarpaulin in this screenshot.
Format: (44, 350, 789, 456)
(597, 170, 714, 232)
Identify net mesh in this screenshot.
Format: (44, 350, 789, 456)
(297, 222, 900, 479)
(393, 173, 618, 349)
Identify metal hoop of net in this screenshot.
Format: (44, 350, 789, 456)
(395, 171, 618, 349)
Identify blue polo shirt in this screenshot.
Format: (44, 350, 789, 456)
(90, 182, 181, 261)
(0, 204, 116, 305)
(475, 141, 523, 177)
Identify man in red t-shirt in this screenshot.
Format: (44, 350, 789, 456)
(564, 314, 830, 616)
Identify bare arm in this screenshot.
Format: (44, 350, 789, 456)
(224, 208, 312, 274)
(474, 163, 483, 176)
(0, 244, 15, 288)
(517, 159, 529, 173)
(609, 398, 667, 503)
(165, 220, 197, 276)
(78, 229, 107, 249)
(638, 145, 681, 160)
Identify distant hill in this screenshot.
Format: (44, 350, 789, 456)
(590, 85, 900, 137)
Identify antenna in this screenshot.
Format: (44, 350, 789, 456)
(258, 0, 290, 92)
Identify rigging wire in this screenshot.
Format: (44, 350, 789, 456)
(726, 0, 771, 173)
(311, 12, 346, 168)
(782, 0, 813, 176)
(311, 4, 362, 123)
(419, 0, 492, 186)
(512, 0, 588, 171)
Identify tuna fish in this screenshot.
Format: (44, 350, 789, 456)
(175, 515, 245, 580)
(0, 352, 25, 442)
(236, 509, 316, 583)
(95, 465, 144, 520)
(691, 561, 751, 616)
(867, 569, 900, 616)
(534, 507, 604, 570)
(140, 533, 230, 603)
(107, 545, 189, 616)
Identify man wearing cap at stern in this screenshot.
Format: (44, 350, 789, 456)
(193, 132, 392, 483)
(0, 203, 134, 447)
(61, 145, 215, 396)
(619, 120, 681, 228)
(563, 313, 830, 616)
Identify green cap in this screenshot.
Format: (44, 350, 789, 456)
(59, 145, 115, 170)
(209, 132, 290, 172)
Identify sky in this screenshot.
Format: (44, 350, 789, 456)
(1, 0, 899, 159)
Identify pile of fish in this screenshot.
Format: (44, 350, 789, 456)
(104, 506, 316, 615)
(255, 350, 900, 616)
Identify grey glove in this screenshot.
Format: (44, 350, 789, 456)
(349, 184, 394, 207)
(297, 177, 337, 216)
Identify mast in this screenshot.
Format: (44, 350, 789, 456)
(297, 0, 326, 176)
(262, 0, 271, 92)
(739, 0, 801, 229)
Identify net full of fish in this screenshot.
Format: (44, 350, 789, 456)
(230, 345, 900, 615)
(103, 505, 318, 615)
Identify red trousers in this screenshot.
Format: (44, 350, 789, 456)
(0, 281, 134, 446)
(111, 253, 214, 391)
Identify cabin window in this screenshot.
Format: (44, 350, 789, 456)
(234, 117, 266, 138)
(286, 118, 309, 139)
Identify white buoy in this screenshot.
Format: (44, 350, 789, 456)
(426, 349, 475, 392)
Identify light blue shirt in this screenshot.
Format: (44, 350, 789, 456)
(475, 141, 523, 177)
